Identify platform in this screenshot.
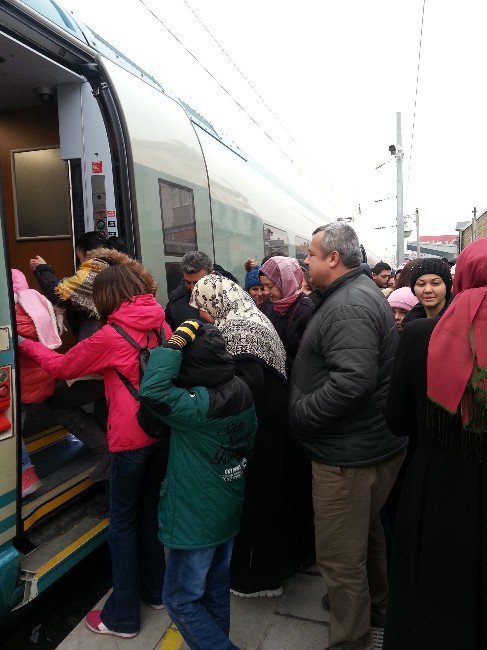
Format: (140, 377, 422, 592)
(57, 566, 332, 649)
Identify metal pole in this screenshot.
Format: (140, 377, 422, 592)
(396, 113, 404, 265)
(416, 208, 420, 257)
(472, 206, 477, 242)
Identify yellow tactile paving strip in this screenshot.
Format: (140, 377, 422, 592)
(156, 622, 184, 650)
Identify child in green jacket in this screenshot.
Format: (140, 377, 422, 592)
(140, 320, 257, 650)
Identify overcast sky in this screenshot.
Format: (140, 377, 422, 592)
(63, 0, 487, 261)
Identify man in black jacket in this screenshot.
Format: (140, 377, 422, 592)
(289, 223, 407, 650)
(165, 251, 213, 330)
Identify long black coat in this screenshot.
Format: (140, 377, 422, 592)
(383, 317, 487, 650)
(230, 358, 314, 592)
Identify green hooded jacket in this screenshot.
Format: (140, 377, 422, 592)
(141, 347, 257, 549)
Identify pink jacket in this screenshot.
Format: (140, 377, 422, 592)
(20, 295, 172, 452)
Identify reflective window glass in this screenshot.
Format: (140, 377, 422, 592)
(263, 223, 289, 257)
(13, 147, 71, 239)
(159, 179, 197, 256)
(295, 236, 310, 261)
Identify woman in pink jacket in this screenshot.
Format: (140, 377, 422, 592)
(20, 262, 172, 639)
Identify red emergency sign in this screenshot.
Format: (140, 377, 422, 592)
(92, 161, 103, 173)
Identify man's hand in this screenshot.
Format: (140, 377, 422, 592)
(30, 255, 46, 270)
(165, 320, 203, 350)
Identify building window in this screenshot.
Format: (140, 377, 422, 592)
(12, 147, 71, 240)
(295, 236, 310, 262)
(159, 179, 196, 256)
(263, 224, 289, 257)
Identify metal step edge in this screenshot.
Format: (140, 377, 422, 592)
(26, 427, 69, 453)
(15, 517, 108, 609)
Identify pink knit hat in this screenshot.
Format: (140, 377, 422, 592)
(388, 287, 418, 312)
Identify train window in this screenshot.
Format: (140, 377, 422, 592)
(263, 224, 289, 257)
(12, 147, 71, 240)
(159, 179, 197, 256)
(295, 236, 310, 262)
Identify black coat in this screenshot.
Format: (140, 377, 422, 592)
(263, 293, 313, 374)
(230, 358, 313, 591)
(290, 268, 407, 466)
(383, 317, 487, 650)
(164, 282, 200, 330)
(33, 264, 100, 342)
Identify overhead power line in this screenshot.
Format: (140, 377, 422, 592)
(406, 0, 427, 197)
(182, 0, 328, 181)
(137, 0, 338, 210)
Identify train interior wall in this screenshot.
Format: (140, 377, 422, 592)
(0, 104, 75, 284)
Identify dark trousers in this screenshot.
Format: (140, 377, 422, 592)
(101, 440, 169, 634)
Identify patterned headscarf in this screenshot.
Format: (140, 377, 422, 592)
(54, 258, 109, 316)
(190, 275, 287, 380)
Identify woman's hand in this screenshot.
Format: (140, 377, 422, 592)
(29, 255, 46, 270)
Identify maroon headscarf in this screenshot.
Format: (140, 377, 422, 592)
(427, 238, 487, 431)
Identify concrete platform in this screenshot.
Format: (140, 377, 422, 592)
(57, 567, 331, 649)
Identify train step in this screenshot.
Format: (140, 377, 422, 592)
(16, 514, 108, 609)
(25, 425, 69, 454)
(22, 455, 99, 531)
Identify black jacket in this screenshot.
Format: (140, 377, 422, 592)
(165, 283, 200, 331)
(263, 293, 314, 375)
(289, 268, 407, 466)
(33, 264, 100, 342)
(402, 295, 453, 325)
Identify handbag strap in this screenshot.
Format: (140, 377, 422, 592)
(110, 322, 140, 400)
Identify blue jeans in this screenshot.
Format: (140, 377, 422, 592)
(20, 409, 31, 471)
(101, 441, 169, 634)
(163, 539, 238, 650)
(21, 438, 32, 471)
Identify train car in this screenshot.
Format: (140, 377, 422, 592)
(0, 0, 344, 621)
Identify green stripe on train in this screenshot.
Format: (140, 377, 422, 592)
(0, 514, 16, 535)
(0, 490, 16, 510)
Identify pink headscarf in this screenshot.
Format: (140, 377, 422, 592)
(12, 269, 62, 349)
(260, 256, 303, 314)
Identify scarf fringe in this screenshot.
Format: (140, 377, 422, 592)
(427, 398, 484, 461)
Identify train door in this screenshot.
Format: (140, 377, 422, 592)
(0, 163, 22, 620)
(0, 26, 112, 613)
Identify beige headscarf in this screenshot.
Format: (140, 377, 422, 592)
(191, 275, 287, 380)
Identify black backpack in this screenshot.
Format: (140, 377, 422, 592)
(110, 323, 170, 439)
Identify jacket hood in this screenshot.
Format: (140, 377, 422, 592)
(86, 248, 158, 296)
(109, 294, 165, 332)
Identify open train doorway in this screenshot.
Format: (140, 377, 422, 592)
(0, 26, 118, 608)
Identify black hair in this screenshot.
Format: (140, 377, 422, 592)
(106, 236, 128, 254)
(371, 261, 392, 275)
(75, 231, 104, 255)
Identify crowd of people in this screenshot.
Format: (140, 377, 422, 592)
(12, 223, 486, 649)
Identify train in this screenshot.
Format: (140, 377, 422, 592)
(0, 0, 372, 622)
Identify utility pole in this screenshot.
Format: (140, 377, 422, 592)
(472, 206, 477, 241)
(416, 208, 420, 257)
(396, 112, 404, 265)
